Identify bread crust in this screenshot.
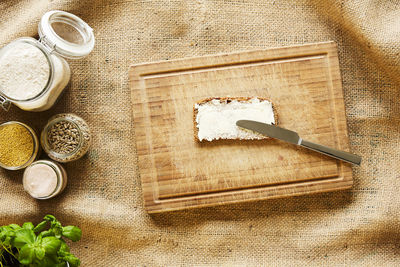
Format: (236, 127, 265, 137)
(193, 97, 278, 142)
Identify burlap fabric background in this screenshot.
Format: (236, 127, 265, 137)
(1, 0, 399, 265)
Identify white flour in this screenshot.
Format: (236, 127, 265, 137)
(0, 42, 50, 100)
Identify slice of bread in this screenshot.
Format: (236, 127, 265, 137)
(194, 97, 277, 142)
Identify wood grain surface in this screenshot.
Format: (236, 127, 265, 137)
(130, 41, 353, 213)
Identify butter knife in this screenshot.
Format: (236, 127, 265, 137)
(236, 120, 361, 165)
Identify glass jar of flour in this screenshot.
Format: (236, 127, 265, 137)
(0, 10, 95, 112)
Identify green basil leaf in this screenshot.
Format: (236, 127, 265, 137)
(59, 240, 70, 253)
(39, 230, 54, 238)
(22, 222, 34, 230)
(18, 244, 35, 265)
(44, 215, 56, 222)
(35, 253, 61, 267)
(8, 224, 21, 230)
(0, 227, 15, 244)
(34, 247, 46, 260)
(3, 236, 12, 246)
(0, 230, 6, 240)
(62, 226, 82, 242)
(43, 215, 64, 238)
(62, 253, 81, 267)
(41, 236, 61, 255)
(13, 229, 35, 248)
(33, 221, 48, 233)
(2, 239, 10, 247)
(53, 226, 63, 239)
(35, 233, 43, 244)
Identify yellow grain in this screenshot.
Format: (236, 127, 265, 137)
(0, 124, 33, 167)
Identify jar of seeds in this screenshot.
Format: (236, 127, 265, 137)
(41, 113, 91, 163)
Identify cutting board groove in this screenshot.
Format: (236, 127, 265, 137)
(130, 41, 353, 213)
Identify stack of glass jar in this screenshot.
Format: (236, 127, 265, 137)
(0, 10, 95, 199)
(0, 114, 91, 199)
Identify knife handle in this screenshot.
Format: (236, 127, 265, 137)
(300, 140, 361, 165)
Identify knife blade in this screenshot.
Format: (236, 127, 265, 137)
(236, 120, 361, 165)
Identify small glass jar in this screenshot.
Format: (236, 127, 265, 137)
(23, 160, 67, 199)
(0, 121, 39, 170)
(0, 10, 95, 112)
(41, 113, 91, 163)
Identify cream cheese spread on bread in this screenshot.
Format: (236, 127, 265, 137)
(195, 98, 275, 141)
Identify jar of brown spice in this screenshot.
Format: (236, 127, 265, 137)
(41, 113, 91, 163)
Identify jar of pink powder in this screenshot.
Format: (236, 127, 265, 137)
(22, 160, 67, 199)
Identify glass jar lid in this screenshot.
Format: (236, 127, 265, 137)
(38, 10, 95, 59)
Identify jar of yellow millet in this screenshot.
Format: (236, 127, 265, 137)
(0, 121, 39, 170)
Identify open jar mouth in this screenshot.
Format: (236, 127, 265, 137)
(0, 38, 55, 104)
(0, 121, 39, 170)
(39, 10, 95, 59)
(41, 117, 84, 159)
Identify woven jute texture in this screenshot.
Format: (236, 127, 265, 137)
(1, 0, 399, 266)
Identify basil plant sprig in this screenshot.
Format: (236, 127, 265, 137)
(0, 215, 82, 267)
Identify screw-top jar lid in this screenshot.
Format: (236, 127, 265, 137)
(38, 10, 95, 59)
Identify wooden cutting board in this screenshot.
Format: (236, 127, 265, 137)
(130, 41, 353, 213)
